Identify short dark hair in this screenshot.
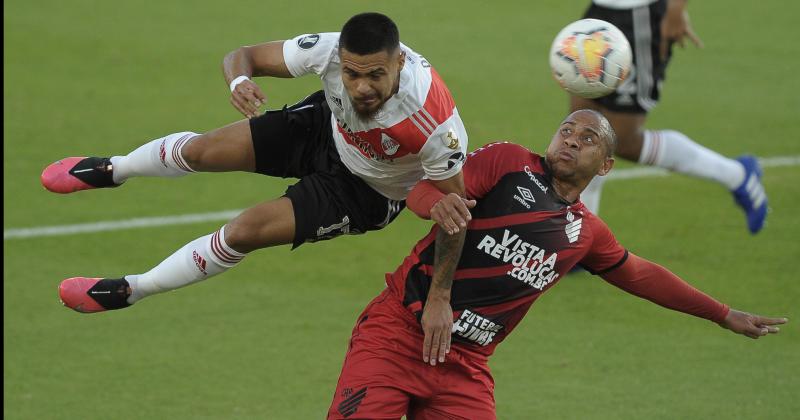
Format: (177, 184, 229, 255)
(340, 12, 400, 55)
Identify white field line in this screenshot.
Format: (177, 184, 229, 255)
(5, 155, 799, 240)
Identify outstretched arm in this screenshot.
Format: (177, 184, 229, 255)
(600, 253, 787, 339)
(222, 41, 293, 118)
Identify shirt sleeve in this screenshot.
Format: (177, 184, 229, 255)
(282, 32, 339, 77)
(599, 252, 730, 323)
(579, 214, 628, 274)
(407, 141, 537, 217)
(463, 142, 540, 200)
(417, 111, 469, 182)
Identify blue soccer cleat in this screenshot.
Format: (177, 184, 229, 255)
(732, 155, 768, 234)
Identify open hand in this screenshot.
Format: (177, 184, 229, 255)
(719, 309, 787, 339)
(421, 296, 453, 366)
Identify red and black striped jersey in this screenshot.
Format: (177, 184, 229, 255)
(386, 142, 627, 357)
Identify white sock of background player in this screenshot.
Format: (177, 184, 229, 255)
(580, 129, 746, 215)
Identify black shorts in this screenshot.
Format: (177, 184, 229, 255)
(249, 91, 405, 249)
(584, 0, 670, 113)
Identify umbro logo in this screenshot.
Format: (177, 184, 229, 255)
(338, 387, 367, 418)
(513, 186, 536, 209)
(517, 186, 535, 203)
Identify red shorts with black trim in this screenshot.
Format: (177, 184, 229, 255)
(327, 288, 496, 420)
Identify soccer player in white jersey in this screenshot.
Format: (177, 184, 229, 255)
(569, 0, 768, 233)
(43, 13, 473, 346)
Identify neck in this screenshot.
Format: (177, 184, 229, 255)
(392, 71, 401, 95)
(551, 177, 587, 204)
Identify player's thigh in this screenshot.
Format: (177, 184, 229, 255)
(224, 197, 295, 252)
(327, 336, 410, 418)
(286, 169, 405, 249)
(410, 359, 496, 420)
(249, 90, 338, 178)
(181, 119, 256, 172)
(327, 385, 408, 420)
(183, 90, 333, 175)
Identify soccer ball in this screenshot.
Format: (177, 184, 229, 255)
(549, 18, 632, 99)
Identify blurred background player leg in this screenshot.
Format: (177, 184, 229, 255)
(565, 0, 767, 233)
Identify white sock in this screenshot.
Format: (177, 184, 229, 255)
(581, 175, 607, 215)
(126, 226, 246, 304)
(110, 132, 199, 184)
(639, 130, 746, 190)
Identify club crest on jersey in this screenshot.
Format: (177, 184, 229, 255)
(443, 129, 460, 150)
(565, 212, 582, 243)
(380, 133, 400, 156)
(297, 34, 320, 50)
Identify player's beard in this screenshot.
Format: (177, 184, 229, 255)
(353, 100, 383, 121)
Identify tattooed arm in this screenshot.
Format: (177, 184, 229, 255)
(420, 223, 467, 366)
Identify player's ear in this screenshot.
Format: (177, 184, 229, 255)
(397, 50, 406, 70)
(597, 156, 614, 176)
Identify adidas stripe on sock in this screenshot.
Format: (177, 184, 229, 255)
(110, 131, 198, 183)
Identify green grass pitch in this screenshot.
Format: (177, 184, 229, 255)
(5, 0, 799, 418)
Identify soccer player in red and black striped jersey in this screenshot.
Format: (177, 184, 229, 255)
(326, 109, 786, 419)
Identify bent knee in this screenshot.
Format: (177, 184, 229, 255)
(223, 205, 295, 252)
(223, 220, 263, 253)
(180, 134, 210, 170)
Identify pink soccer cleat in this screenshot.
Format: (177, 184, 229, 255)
(41, 157, 120, 194)
(59, 277, 131, 313)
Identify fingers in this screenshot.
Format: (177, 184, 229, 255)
(231, 81, 266, 118)
(756, 316, 788, 326)
(422, 328, 432, 363)
(433, 211, 459, 235)
(428, 329, 441, 366)
(659, 38, 669, 61)
(744, 322, 781, 339)
(686, 27, 704, 48)
(432, 194, 474, 235)
(437, 324, 451, 364)
(253, 86, 267, 102)
(453, 200, 473, 227)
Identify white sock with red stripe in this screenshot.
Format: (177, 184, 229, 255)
(109, 132, 198, 184)
(639, 130, 745, 190)
(125, 225, 246, 304)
